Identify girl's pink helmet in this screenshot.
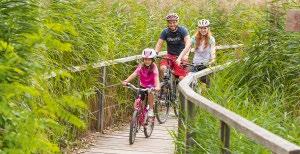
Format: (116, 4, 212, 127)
(142, 48, 157, 58)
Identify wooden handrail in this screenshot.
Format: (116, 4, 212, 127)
(45, 44, 243, 79)
(45, 44, 243, 133)
(178, 62, 300, 154)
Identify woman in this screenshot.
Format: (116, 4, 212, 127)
(188, 19, 216, 85)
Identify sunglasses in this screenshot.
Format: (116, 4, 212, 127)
(198, 26, 209, 29)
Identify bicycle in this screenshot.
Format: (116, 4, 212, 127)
(125, 83, 155, 145)
(181, 63, 210, 93)
(155, 57, 181, 124)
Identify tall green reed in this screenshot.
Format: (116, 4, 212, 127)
(176, 0, 299, 153)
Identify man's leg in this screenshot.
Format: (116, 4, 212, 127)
(173, 59, 189, 80)
(159, 55, 170, 78)
(160, 65, 167, 78)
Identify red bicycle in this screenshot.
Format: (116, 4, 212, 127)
(125, 83, 155, 145)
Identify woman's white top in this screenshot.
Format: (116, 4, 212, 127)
(191, 36, 215, 65)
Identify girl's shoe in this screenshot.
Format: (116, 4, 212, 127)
(148, 109, 154, 117)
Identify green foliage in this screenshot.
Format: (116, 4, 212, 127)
(175, 0, 300, 153)
(1, 0, 298, 153)
(0, 0, 88, 153)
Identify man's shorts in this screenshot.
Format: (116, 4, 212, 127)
(160, 54, 188, 77)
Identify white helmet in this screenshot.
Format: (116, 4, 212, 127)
(142, 48, 157, 59)
(198, 19, 210, 27)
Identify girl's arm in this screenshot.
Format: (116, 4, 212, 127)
(154, 73, 160, 91)
(153, 65, 160, 91)
(122, 72, 137, 85)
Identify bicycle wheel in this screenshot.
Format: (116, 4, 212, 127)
(155, 83, 170, 124)
(129, 110, 139, 145)
(144, 116, 154, 138)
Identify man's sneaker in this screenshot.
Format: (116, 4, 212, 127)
(148, 109, 154, 117)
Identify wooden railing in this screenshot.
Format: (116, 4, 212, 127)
(45, 44, 243, 132)
(178, 62, 300, 154)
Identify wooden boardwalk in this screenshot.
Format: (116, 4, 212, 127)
(84, 116, 177, 154)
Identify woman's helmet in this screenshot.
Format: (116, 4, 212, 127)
(165, 13, 179, 21)
(142, 48, 157, 59)
(198, 19, 210, 27)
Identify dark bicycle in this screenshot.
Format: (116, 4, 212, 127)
(155, 57, 181, 124)
(125, 83, 155, 145)
(181, 63, 210, 93)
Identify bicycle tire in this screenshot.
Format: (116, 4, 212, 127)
(155, 83, 170, 124)
(144, 116, 154, 138)
(129, 110, 138, 145)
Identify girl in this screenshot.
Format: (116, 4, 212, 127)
(122, 48, 160, 117)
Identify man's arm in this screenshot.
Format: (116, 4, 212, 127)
(155, 38, 164, 54)
(177, 35, 191, 64)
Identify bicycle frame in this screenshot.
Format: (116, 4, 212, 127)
(161, 57, 180, 101)
(126, 83, 151, 127)
(134, 92, 148, 127)
(126, 83, 155, 144)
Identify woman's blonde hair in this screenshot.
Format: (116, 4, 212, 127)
(194, 29, 212, 49)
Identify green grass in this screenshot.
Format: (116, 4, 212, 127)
(1, 0, 299, 153)
(175, 1, 300, 153)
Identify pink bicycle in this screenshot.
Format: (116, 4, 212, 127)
(125, 83, 155, 145)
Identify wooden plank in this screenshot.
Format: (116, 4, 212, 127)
(178, 64, 300, 154)
(84, 117, 177, 154)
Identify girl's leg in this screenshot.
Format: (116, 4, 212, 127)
(148, 92, 154, 110)
(147, 92, 155, 117)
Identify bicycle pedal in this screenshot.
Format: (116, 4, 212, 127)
(159, 100, 166, 104)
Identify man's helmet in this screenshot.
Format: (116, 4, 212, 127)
(142, 48, 157, 58)
(165, 13, 179, 21)
(198, 19, 210, 27)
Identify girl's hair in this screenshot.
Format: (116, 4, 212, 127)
(194, 29, 212, 49)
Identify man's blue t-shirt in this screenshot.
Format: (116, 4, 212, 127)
(159, 26, 189, 56)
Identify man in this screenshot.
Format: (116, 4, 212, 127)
(155, 13, 191, 80)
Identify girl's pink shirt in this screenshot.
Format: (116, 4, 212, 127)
(134, 63, 158, 88)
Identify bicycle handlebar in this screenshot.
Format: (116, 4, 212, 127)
(125, 83, 154, 92)
(157, 56, 176, 61)
(180, 62, 208, 68)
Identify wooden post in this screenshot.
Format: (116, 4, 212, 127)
(221, 121, 230, 154)
(178, 91, 187, 154)
(97, 66, 106, 132)
(178, 91, 185, 132)
(186, 100, 196, 154)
